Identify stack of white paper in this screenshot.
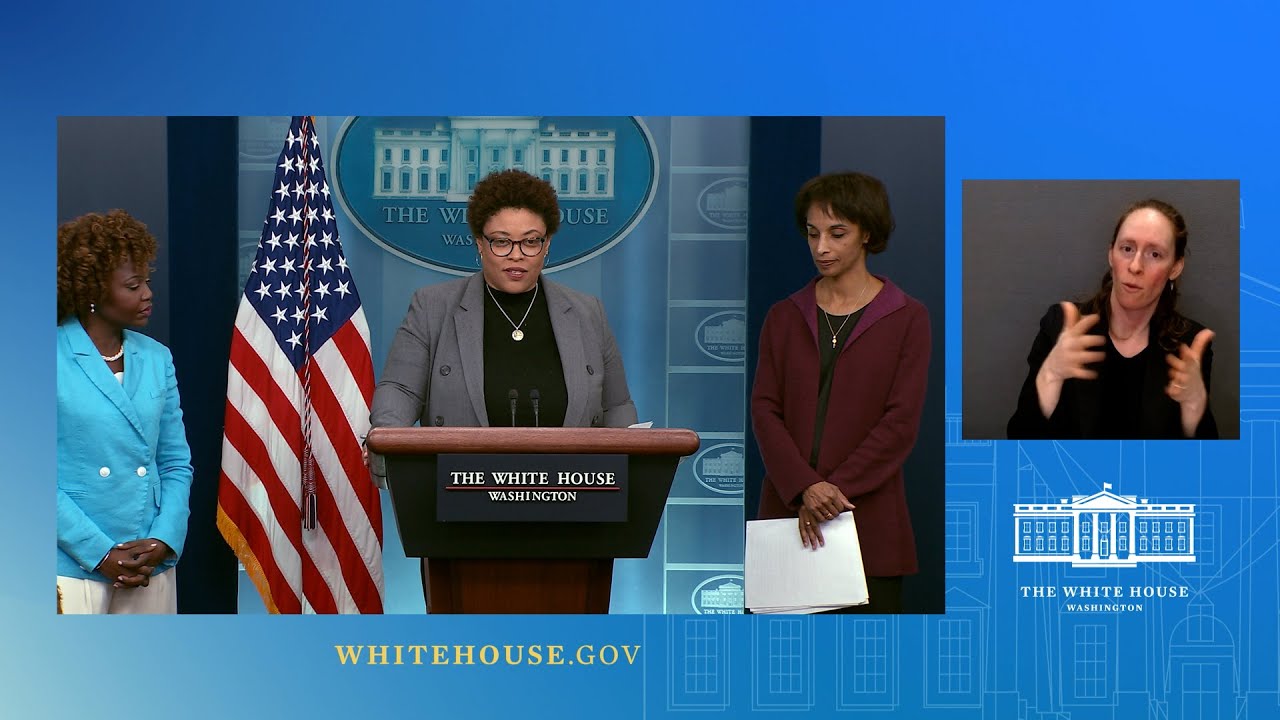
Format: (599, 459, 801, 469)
(745, 511, 869, 614)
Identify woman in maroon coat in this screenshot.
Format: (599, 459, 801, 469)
(751, 172, 931, 613)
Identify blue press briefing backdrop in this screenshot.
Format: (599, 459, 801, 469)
(233, 115, 748, 614)
(8, 1, 1280, 718)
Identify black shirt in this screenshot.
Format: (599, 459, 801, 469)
(1098, 338, 1148, 439)
(810, 306, 865, 468)
(482, 280, 568, 427)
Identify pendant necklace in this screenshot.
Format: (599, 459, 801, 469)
(487, 282, 539, 342)
(822, 278, 871, 349)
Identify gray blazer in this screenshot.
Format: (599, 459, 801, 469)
(370, 273, 638, 429)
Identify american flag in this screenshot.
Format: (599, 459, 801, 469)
(217, 116, 384, 613)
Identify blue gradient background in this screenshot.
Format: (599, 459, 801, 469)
(7, 2, 1279, 718)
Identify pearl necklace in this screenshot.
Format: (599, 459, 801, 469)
(101, 341, 125, 362)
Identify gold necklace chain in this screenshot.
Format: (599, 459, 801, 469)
(821, 279, 870, 349)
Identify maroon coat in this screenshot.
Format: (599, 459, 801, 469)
(752, 276, 930, 577)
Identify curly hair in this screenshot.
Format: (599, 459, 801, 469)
(1080, 198, 1190, 352)
(56, 210, 157, 323)
(467, 169, 561, 239)
(793, 172, 895, 254)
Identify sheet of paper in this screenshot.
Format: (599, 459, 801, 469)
(745, 511, 868, 613)
(627, 421, 654, 428)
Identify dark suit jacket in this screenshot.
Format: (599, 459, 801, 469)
(1007, 303, 1217, 439)
(370, 273, 637, 430)
(752, 277, 930, 577)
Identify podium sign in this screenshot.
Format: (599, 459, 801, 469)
(437, 453, 628, 522)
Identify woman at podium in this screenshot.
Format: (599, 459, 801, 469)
(751, 172, 930, 614)
(371, 168, 637, 432)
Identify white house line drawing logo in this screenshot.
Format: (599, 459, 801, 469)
(1013, 483, 1195, 567)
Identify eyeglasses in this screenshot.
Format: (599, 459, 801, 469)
(484, 235, 547, 257)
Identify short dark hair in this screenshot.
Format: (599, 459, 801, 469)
(467, 169, 561, 239)
(793, 172, 895, 253)
(56, 210, 157, 323)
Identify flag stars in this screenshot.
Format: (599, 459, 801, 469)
(308, 156, 320, 174)
(288, 206, 303, 224)
(306, 206, 319, 223)
(260, 257, 278, 276)
(292, 181, 305, 199)
(275, 281, 292, 300)
(292, 306, 307, 324)
(285, 233, 299, 250)
(320, 181, 331, 200)
(321, 207, 334, 222)
(335, 280, 351, 298)
(317, 257, 334, 275)
(319, 232, 334, 249)
(315, 281, 331, 299)
(281, 257, 297, 275)
(254, 281, 272, 300)
(285, 130, 298, 149)
(271, 207, 287, 226)
(277, 156, 293, 176)
(337, 255, 349, 273)
(274, 181, 290, 200)
(271, 306, 287, 325)
(286, 331, 303, 349)
(266, 233, 282, 251)
(312, 306, 329, 324)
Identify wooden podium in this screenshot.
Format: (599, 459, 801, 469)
(365, 427, 699, 614)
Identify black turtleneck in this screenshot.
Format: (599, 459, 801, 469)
(482, 280, 568, 427)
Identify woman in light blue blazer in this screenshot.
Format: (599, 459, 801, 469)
(56, 211, 193, 614)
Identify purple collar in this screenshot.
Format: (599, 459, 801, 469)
(789, 275, 907, 351)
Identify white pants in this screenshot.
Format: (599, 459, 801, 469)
(58, 570, 177, 614)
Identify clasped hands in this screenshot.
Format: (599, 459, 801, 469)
(1036, 302, 1213, 435)
(797, 481, 855, 550)
(97, 539, 171, 589)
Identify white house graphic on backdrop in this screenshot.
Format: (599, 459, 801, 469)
(372, 117, 617, 202)
(1013, 483, 1195, 567)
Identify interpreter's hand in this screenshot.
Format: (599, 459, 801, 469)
(1167, 328, 1214, 437)
(1035, 302, 1106, 418)
(96, 543, 154, 589)
(798, 506, 824, 549)
(801, 481, 855, 522)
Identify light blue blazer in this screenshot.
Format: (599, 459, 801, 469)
(56, 317, 194, 580)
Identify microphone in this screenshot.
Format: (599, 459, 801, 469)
(508, 389, 519, 427)
(529, 388, 541, 428)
